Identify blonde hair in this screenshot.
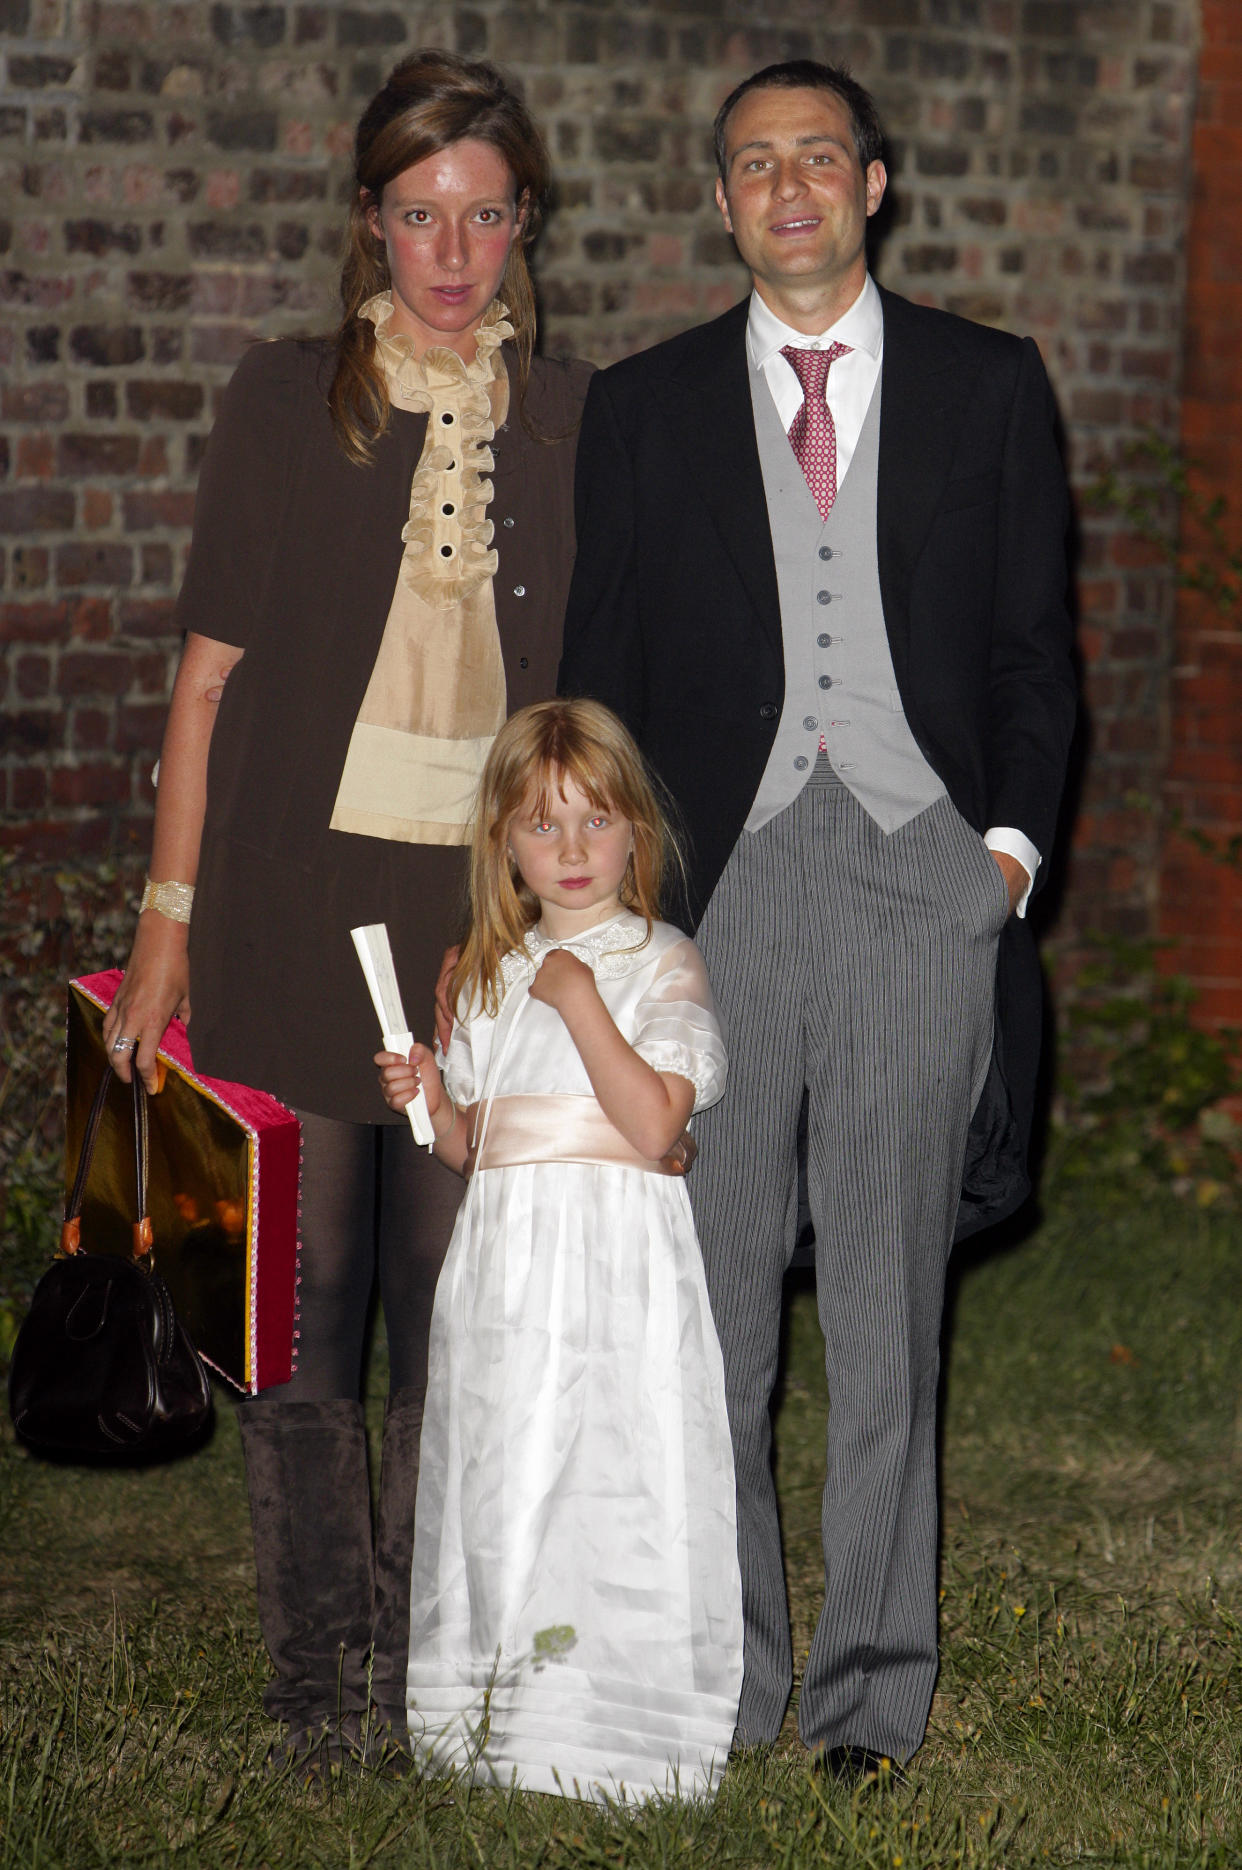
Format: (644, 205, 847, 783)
(330, 49, 550, 466)
(453, 700, 682, 1016)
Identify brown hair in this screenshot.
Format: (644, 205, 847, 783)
(713, 59, 886, 181)
(330, 49, 551, 466)
(452, 700, 682, 1016)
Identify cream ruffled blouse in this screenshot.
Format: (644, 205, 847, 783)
(329, 292, 514, 847)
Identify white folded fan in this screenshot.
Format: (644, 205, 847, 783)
(350, 923, 436, 1148)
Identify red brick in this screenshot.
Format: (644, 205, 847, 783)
(72, 708, 112, 751)
(50, 760, 132, 808)
(1109, 627, 1162, 660)
(126, 651, 166, 697)
(140, 543, 174, 585)
(10, 766, 48, 810)
(56, 433, 142, 475)
(1166, 746, 1242, 786)
(0, 811, 106, 860)
(121, 489, 196, 530)
(124, 379, 204, 420)
(1182, 707, 1242, 749)
(1100, 718, 1159, 754)
(1199, 44, 1242, 84)
(82, 488, 113, 528)
(1201, 3, 1242, 50)
(1107, 531, 1165, 569)
(4, 707, 62, 754)
(116, 701, 167, 750)
(15, 433, 55, 479)
(15, 654, 52, 698)
(1171, 669, 1241, 711)
(0, 599, 69, 644)
(139, 436, 170, 476)
(55, 542, 133, 587)
(1074, 580, 1120, 617)
(188, 323, 254, 366)
(117, 597, 177, 637)
(1167, 981, 1242, 1026)
(0, 486, 75, 531)
(70, 598, 112, 641)
(58, 650, 134, 696)
(9, 545, 50, 591)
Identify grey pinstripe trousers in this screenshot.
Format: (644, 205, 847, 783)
(691, 765, 1009, 1759)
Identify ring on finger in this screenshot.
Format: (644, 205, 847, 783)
(111, 1036, 138, 1052)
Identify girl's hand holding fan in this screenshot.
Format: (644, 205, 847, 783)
(350, 923, 436, 1148)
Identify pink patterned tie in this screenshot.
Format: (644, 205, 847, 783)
(781, 342, 852, 519)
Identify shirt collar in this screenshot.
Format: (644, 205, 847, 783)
(746, 274, 882, 371)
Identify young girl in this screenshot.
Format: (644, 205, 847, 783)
(376, 698, 742, 1803)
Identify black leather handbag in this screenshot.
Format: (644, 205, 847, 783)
(9, 1064, 214, 1459)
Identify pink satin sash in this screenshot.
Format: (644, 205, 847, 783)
(465, 1095, 679, 1175)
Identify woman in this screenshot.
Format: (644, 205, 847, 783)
(104, 49, 592, 1769)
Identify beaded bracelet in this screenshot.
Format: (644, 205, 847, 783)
(140, 878, 195, 924)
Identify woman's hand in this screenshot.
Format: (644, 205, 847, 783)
(102, 914, 191, 1094)
(375, 1041, 447, 1124)
(527, 949, 596, 1013)
(103, 632, 243, 1094)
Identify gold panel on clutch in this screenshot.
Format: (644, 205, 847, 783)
(66, 986, 251, 1385)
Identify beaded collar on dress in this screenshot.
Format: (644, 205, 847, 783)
(497, 910, 655, 993)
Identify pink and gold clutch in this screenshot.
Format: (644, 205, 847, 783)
(68, 971, 301, 1395)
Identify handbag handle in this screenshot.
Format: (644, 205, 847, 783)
(61, 1066, 152, 1262)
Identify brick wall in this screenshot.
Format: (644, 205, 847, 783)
(1157, 0, 1242, 1026)
(1, 0, 1202, 953)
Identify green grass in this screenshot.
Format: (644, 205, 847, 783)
(2, 1188, 1240, 1867)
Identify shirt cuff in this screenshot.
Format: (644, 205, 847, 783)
(984, 827, 1041, 919)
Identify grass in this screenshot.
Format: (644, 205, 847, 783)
(2, 858, 1240, 1863)
(1, 1186, 1240, 1867)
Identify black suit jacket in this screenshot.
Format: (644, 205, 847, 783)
(560, 289, 1077, 1228)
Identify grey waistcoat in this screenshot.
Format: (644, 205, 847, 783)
(745, 356, 946, 833)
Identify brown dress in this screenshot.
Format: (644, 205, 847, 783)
(178, 336, 592, 1121)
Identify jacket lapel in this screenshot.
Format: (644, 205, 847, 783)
(876, 286, 975, 676)
(656, 301, 784, 658)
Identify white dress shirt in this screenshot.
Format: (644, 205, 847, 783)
(745, 278, 1039, 915)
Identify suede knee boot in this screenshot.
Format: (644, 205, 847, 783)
(369, 1384, 425, 1747)
(238, 1397, 375, 1766)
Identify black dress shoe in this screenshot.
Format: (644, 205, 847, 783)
(813, 1745, 907, 1788)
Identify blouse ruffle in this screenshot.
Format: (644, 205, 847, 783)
(361, 292, 514, 610)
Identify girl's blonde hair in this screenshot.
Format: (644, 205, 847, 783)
(330, 49, 550, 466)
(453, 699, 682, 1015)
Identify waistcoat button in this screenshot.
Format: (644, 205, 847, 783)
(802, 715, 817, 731)
(503, 516, 515, 528)
(818, 546, 834, 560)
(817, 632, 831, 647)
(819, 675, 832, 690)
(513, 585, 526, 597)
(794, 755, 809, 771)
(817, 590, 832, 605)
(759, 703, 778, 721)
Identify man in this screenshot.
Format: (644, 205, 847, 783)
(559, 61, 1076, 1772)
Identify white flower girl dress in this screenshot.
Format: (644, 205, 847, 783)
(406, 911, 742, 1802)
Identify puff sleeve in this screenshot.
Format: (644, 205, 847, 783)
(631, 937, 727, 1113)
